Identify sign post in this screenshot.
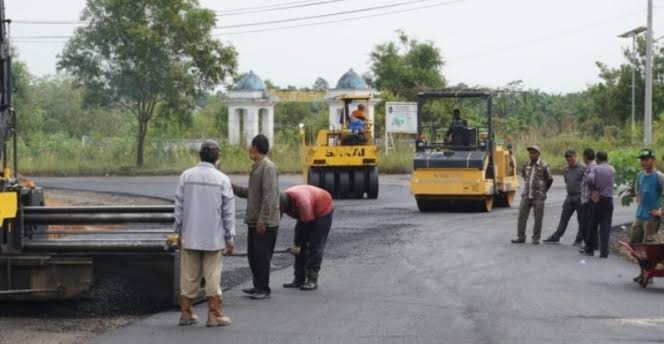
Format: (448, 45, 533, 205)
(385, 102, 418, 154)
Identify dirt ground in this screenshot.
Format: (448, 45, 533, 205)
(0, 190, 169, 344)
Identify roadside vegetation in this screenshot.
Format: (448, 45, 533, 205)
(9, 1, 664, 195)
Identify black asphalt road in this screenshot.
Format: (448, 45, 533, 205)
(35, 175, 664, 344)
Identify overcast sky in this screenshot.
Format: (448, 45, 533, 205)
(6, 0, 661, 93)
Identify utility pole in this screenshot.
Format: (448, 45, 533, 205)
(632, 35, 637, 141)
(645, 0, 654, 146)
(619, 26, 647, 143)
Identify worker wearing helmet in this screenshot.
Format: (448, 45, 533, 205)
(279, 185, 334, 291)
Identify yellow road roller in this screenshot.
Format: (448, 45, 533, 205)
(410, 90, 518, 212)
(299, 95, 379, 199)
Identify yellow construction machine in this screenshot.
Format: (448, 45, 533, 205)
(410, 90, 518, 212)
(299, 95, 378, 199)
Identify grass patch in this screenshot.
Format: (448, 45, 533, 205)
(15, 132, 652, 177)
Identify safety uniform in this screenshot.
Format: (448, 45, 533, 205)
(550, 162, 586, 241)
(516, 158, 553, 241)
(585, 161, 615, 257)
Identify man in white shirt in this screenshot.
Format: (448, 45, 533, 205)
(174, 140, 236, 327)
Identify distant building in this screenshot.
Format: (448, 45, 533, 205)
(227, 71, 278, 146)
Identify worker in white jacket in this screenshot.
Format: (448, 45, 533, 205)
(174, 139, 236, 327)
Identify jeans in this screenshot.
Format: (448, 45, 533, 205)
(293, 211, 333, 280)
(247, 225, 278, 293)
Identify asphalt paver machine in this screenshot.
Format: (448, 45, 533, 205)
(410, 90, 519, 212)
(0, 2, 182, 303)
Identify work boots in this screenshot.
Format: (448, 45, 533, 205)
(300, 271, 318, 291)
(207, 295, 232, 327)
(283, 276, 305, 288)
(178, 296, 199, 326)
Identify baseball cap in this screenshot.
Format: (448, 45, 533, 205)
(638, 148, 656, 159)
(527, 145, 541, 154)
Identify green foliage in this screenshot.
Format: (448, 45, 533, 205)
(611, 149, 641, 206)
(312, 77, 329, 91)
(57, 0, 238, 166)
(367, 31, 445, 100)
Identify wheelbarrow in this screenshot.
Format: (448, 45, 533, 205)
(618, 241, 664, 288)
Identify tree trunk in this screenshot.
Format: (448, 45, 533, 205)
(136, 119, 147, 167)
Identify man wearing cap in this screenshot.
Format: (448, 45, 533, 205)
(512, 145, 553, 244)
(544, 150, 586, 244)
(583, 151, 615, 258)
(629, 149, 664, 244)
(174, 140, 235, 327)
(279, 185, 334, 291)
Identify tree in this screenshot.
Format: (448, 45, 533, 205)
(58, 0, 238, 166)
(367, 31, 445, 100)
(312, 77, 329, 91)
(12, 59, 43, 138)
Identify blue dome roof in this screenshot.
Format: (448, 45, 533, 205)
(335, 69, 369, 90)
(234, 71, 266, 91)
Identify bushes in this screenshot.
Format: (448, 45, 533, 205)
(12, 128, 658, 183)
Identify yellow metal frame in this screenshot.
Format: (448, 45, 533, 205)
(300, 125, 379, 180)
(0, 191, 17, 224)
(410, 143, 519, 198)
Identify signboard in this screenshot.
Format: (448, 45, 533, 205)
(385, 102, 417, 134)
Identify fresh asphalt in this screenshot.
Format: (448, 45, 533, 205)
(35, 175, 664, 344)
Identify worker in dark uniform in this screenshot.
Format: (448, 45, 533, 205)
(512, 145, 553, 245)
(583, 151, 615, 258)
(280, 185, 334, 291)
(544, 150, 586, 244)
(577, 148, 597, 249)
(445, 109, 468, 146)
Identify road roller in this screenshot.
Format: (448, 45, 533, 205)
(410, 90, 519, 212)
(299, 95, 379, 199)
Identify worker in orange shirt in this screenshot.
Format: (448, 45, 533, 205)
(279, 185, 334, 291)
(351, 104, 367, 122)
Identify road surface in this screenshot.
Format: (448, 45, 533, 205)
(35, 175, 664, 344)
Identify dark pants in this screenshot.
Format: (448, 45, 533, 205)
(247, 225, 278, 293)
(578, 202, 594, 246)
(585, 197, 613, 257)
(552, 195, 583, 241)
(293, 211, 333, 280)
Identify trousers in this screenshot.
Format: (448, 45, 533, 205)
(629, 218, 660, 244)
(517, 197, 545, 240)
(552, 195, 583, 241)
(585, 197, 613, 257)
(247, 225, 278, 293)
(293, 211, 333, 280)
(180, 248, 223, 298)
